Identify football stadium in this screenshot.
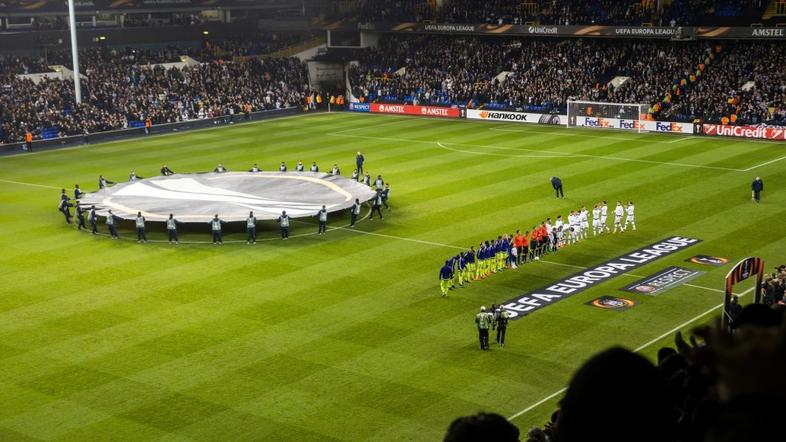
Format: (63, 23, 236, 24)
(1, 1, 785, 441)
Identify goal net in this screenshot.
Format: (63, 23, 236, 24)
(566, 100, 650, 132)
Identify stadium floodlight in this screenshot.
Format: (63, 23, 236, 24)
(67, 0, 81, 104)
(566, 100, 650, 133)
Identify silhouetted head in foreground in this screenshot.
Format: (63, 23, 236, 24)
(444, 412, 520, 442)
(556, 347, 673, 442)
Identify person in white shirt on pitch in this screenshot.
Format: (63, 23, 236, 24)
(592, 204, 601, 237)
(625, 201, 636, 231)
(579, 207, 589, 240)
(601, 201, 610, 233)
(613, 201, 625, 233)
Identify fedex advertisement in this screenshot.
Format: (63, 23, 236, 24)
(370, 103, 460, 118)
(575, 116, 693, 134)
(348, 102, 370, 112)
(466, 109, 566, 125)
(703, 124, 786, 141)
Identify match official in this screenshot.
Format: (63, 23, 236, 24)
(752, 176, 764, 203)
(475, 306, 492, 350)
(356, 152, 364, 175)
(494, 307, 510, 348)
(551, 176, 564, 198)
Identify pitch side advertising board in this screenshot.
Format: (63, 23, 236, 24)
(347, 102, 370, 113)
(573, 116, 694, 134)
(369, 103, 460, 118)
(466, 109, 566, 125)
(702, 124, 786, 141)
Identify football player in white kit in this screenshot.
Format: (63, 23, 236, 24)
(592, 204, 601, 237)
(601, 201, 610, 233)
(613, 201, 624, 233)
(579, 206, 589, 240)
(555, 215, 564, 248)
(625, 201, 636, 231)
(570, 211, 581, 244)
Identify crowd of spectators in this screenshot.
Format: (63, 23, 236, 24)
(0, 53, 311, 143)
(350, 35, 696, 112)
(356, 0, 770, 26)
(447, 287, 786, 442)
(350, 35, 785, 125)
(665, 42, 786, 125)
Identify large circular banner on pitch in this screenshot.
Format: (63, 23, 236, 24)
(79, 172, 378, 222)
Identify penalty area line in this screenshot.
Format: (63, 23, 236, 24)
(507, 285, 755, 422)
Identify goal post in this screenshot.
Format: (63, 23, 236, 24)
(566, 100, 651, 133)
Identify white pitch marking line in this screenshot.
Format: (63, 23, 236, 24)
(436, 141, 742, 172)
(489, 126, 641, 142)
(743, 154, 786, 172)
(664, 136, 695, 144)
(0, 178, 61, 190)
(508, 284, 756, 421)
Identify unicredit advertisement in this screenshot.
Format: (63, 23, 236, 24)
(370, 103, 460, 118)
(466, 109, 566, 125)
(703, 124, 786, 141)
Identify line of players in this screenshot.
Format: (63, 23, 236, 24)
(439, 201, 636, 296)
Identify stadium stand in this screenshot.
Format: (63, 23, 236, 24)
(349, 35, 785, 125)
(0, 55, 311, 143)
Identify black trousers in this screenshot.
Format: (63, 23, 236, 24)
(168, 229, 178, 242)
(350, 212, 358, 226)
(212, 231, 222, 243)
(496, 327, 507, 345)
(281, 226, 289, 238)
(137, 228, 147, 241)
(478, 329, 490, 349)
(91, 221, 98, 234)
(62, 209, 71, 223)
(357, 164, 363, 175)
(247, 227, 256, 242)
(109, 225, 118, 238)
(319, 221, 326, 233)
(555, 185, 564, 198)
(382, 198, 389, 209)
(754, 190, 761, 202)
(370, 205, 383, 219)
(77, 215, 86, 230)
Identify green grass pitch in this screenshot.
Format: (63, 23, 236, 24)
(1, 112, 784, 441)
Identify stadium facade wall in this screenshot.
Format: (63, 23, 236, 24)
(0, 107, 302, 154)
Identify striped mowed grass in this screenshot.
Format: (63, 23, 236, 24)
(0, 112, 784, 441)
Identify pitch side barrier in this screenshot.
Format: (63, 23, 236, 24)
(351, 103, 786, 141)
(0, 107, 302, 155)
